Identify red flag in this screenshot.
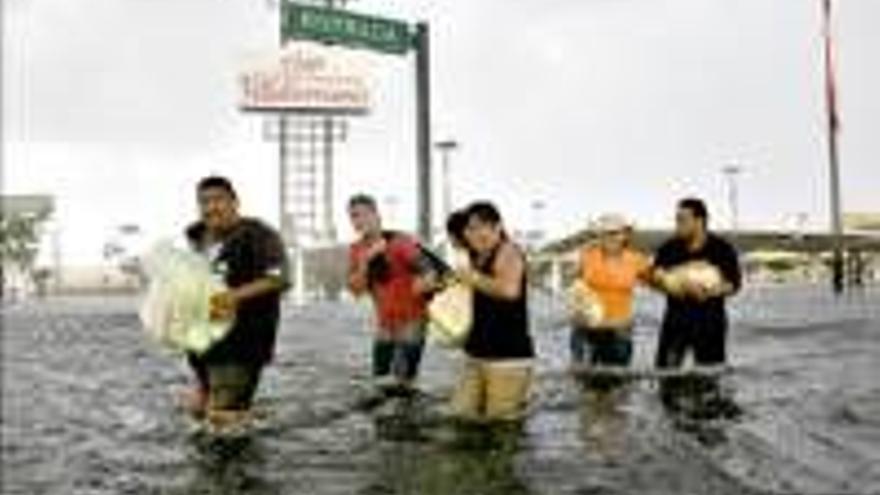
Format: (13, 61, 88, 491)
(822, 0, 840, 132)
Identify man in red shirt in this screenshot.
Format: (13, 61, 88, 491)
(347, 194, 429, 395)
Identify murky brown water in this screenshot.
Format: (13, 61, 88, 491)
(2, 285, 879, 495)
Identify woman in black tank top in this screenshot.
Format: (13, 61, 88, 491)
(449, 202, 535, 422)
(464, 243, 534, 359)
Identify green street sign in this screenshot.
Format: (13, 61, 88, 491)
(281, 3, 412, 55)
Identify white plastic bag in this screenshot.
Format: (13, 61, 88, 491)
(567, 280, 605, 328)
(661, 261, 724, 294)
(427, 282, 473, 348)
(139, 239, 233, 355)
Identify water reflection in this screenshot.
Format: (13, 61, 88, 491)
(658, 375, 742, 448)
(177, 432, 281, 495)
(4, 287, 879, 495)
(577, 384, 630, 463)
(365, 408, 531, 495)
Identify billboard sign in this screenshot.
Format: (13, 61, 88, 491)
(239, 41, 371, 114)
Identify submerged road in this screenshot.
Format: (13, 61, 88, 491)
(2, 285, 879, 495)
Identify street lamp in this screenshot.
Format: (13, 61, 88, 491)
(383, 194, 400, 226)
(435, 139, 460, 229)
(530, 199, 546, 251)
(722, 165, 742, 233)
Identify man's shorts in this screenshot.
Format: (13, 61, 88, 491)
(373, 321, 426, 381)
(570, 325, 633, 367)
(206, 363, 263, 411)
(189, 355, 263, 411)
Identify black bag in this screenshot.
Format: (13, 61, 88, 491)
(365, 231, 451, 294)
(366, 250, 392, 286)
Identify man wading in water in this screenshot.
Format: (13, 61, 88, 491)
(181, 176, 289, 429)
(347, 194, 442, 402)
(652, 198, 742, 418)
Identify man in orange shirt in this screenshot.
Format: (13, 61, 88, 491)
(570, 214, 651, 367)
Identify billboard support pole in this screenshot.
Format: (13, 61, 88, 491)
(414, 22, 432, 244)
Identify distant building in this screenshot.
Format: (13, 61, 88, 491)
(1, 195, 55, 217)
(844, 213, 880, 233)
(55, 265, 141, 294)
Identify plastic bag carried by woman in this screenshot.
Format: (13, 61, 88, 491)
(139, 239, 233, 355)
(427, 281, 473, 348)
(567, 279, 605, 328)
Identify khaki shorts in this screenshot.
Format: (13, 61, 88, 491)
(450, 358, 533, 422)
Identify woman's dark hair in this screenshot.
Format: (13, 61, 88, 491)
(348, 193, 378, 211)
(678, 197, 709, 224)
(197, 176, 237, 199)
(463, 202, 509, 247)
(465, 201, 503, 226)
(446, 209, 468, 244)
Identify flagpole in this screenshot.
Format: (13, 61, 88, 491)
(822, 0, 845, 294)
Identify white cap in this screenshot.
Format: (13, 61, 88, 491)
(592, 213, 632, 233)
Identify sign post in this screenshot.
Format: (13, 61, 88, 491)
(414, 23, 432, 244)
(280, 2, 433, 244)
(248, 2, 433, 299)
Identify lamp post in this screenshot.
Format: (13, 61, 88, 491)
(722, 165, 742, 234)
(530, 199, 546, 252)
(435, 139, 459, 232)
(383, 194, 400, 227)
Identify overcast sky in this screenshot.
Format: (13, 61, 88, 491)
(3, 0, 879, 264)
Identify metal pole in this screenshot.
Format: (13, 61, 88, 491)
(822, 0, 845, 294)
(277, 0, 299, 303)
(383, 195, 400, 226)
(52, 219, 62, 293)
(323, 0, 338, 244)
(441, 150, 451, 225)
(435, 140, 458, 231)
(279, 114, 289, 243)
(722, 165, 741, 233)
(277, 1, 289, 245)
(531, 200, 546, 251)
(829, 122, 845, 294)
(323, 117, 336, 243)
(415, 22, 433, 244)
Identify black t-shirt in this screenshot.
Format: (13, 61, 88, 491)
(653, 233, 741, 328)
(185, 218, 289, 365)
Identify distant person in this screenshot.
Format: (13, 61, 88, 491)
(347, 194, 434, 396)
(651, 198, 742, 414)
(181, 176, 290, 429)
(570, 214, 651, 368)
(450, 202, 535, 422)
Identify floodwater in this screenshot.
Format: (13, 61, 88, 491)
(2, 284, 879, 495)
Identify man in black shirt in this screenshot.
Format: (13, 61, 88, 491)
(181, 176, 289, 428)
(652, 198, 741, 414)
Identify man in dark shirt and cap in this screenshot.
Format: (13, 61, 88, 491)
(181, 176, 289, 428)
